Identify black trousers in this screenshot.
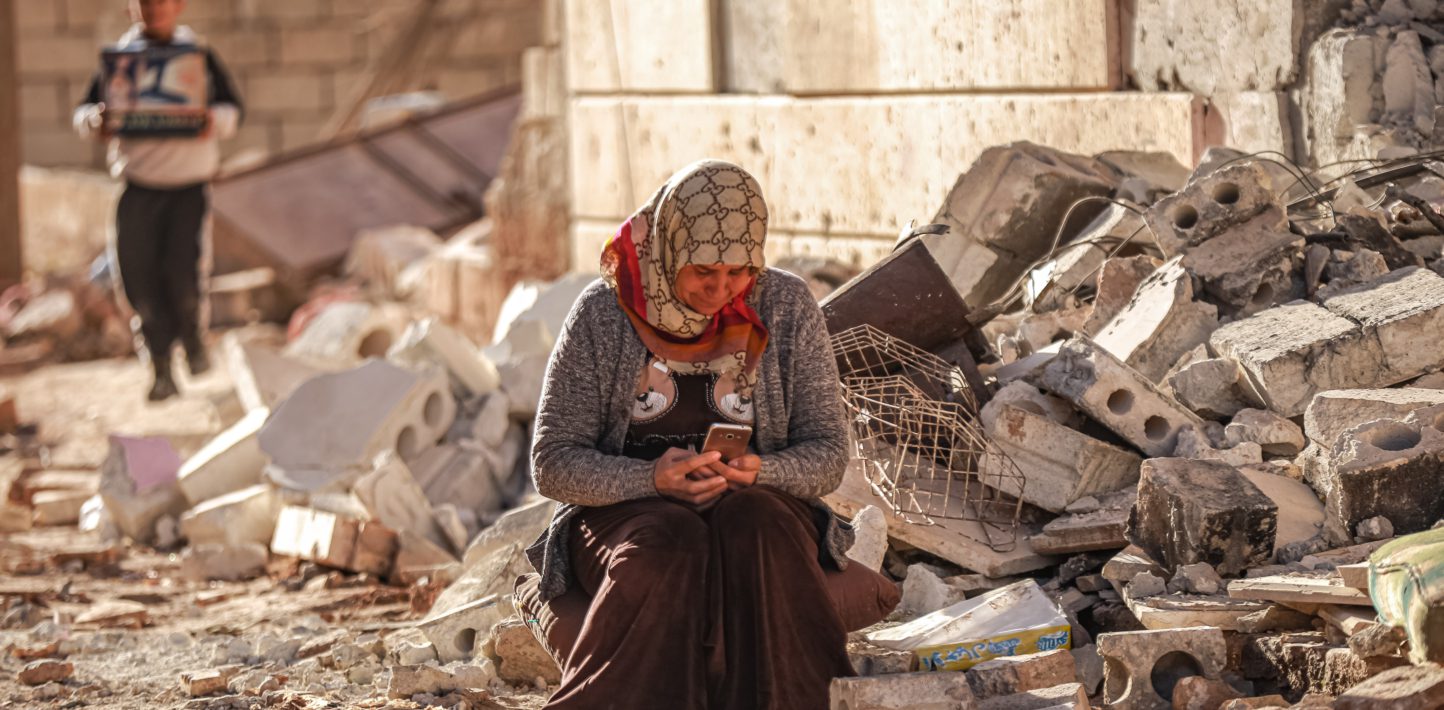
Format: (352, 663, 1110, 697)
(114, 181, 208, 372)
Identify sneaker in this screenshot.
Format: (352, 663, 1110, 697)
(185, 342, 211, 376)
(147, 372, 179, 402)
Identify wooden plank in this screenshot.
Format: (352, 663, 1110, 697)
(823, 462, 1056, 578)
(1227, 574, 1373, 607)
(1318, 605, 1379, 637)
(1338, 563, 1370, 592)
(1029, 508, 1128, 555)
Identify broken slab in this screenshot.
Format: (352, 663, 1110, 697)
(1092, 256, 1219, 383)
(1315, 405, 1444, 540)
(1225, 408, 1306, 456)
(1098, 626, 1227, 710)
(269, 505, 397, 576)
(1084, 255, 1162, 335)
(1305, 388, 1444, 449)
(98, 435, 188, 545)
(283, 301, 410, 367)
(408, 443, 506, 515)
(965, 649, 1077, 700)
(1028, 504, 1130, 555)
(180, 542, 268, 582)
(977, 683, 1088, 710)
(177, 408, 269, 506)
(222, 334, 325, 413)
(979, 400, 1141, 513)
(31, 489, 90, 526)
(1128, 458, 1278, 576)
(352, 453, 453, 557)
(1238, 465, 1325, 556)
(387, 318, 500, 401)
(429, 498, 554, 624)
(260, 359, 455, 486)
(1228, 573, 1373, 607)
(1166, 356, 1249, 420)
(829, 671, 976, 710)
(179, 484, 282, 548)
(1034, 336, 1209, 457)
(418, 595, 509, 663)
(1334, 662, 1444, 710)
(386, 661, 496, 699)
(1322, 266, 1444, 387)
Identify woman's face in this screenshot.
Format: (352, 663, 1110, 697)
(674, 263, 755, 316)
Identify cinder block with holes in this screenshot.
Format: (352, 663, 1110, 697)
(1127, 457, 1277, 576)
(1097, 626, 1226, 710)
(418, 595, 510, 663)
(259, 360, 456, 487)
(1032, 336, 1208, 457)
(1315, 404, 1444, 542)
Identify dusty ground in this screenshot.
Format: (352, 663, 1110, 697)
(0, 356, 549, 709)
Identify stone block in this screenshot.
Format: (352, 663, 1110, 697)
(1128, 458, 1278, 576)
(222, 335, 325, 413)
(1034, 336, 1209, 457)
(269, 505, 397, 575)
(1334, 662, 1444, 710)
(431, 499, 553, 622)
(387, 662, 496, 699)
(569, 93, 1200, 239)
(1093, 256, 1219, 383)
(1167, 357, 1249, 420)
(1305, 388, 1444, 449)
(1315, 405, 1444, 539)
(1239, 465, 1325, 556)
(180, 667, 240, 697)
(563, 0, 714, 93)
(180, 542, 269, 582)
(98, 435, 188, 545)
(284, 301, 410, 367)
(845, 505, 888, 571)
(1097, 626, 1227, 710)
(1300, 29, 1387, 169)
(487, 617, 561, 685)
(1209, 300, 1382, 417)
(724, 0, 1114, 94)
(260, 359, 455, 483)
(409, 442, 504, 516)
(1171, 675, 1245, 710)
(1128, 0, 1346, 96)
(1084, 255, 1163, 334)
(179, 484, 282, 548)
(353, 453, 454, 558)
(1225, 408, 1306, 457)
(1204, 92, 1294, 156)
(177, 408, 269, 506)
(829, 671, 977, 710)
(419, 596, 510, 663)
(31, 489, 90, 526)
(976, 683, 1089, 710)
(980, 401, 1142, 513)
(1322, 267, 1444, 386)
(965, 649, 1077, 700)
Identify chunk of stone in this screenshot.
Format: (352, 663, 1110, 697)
(1321, 267, 1444, 390)
(1210, 300, 1382, 417)
(409, 443, 506, 515)
(1128, 458, 1278, 576)
(1356, 515, 1395, 542)
(180, 543, 268, 582)
(419, 596, 510, 663)
(1084, 255, 1163, 335)
(1129, 571, 1167, 599)
(1093, 257, 1219, 383)
(1334, 661, 1444, 709)
(177, 408, 269, 506)
(900, 564, 965, 617)
(488, 617, 561, 685)
(284, 300, 409, 366)
(432, 499, 554, 621)
(223, 336, 324, 413)
(179, 484, 281, 548)
(985, 381, 1081, 427)
(925, 142, 1117, 308)
(1314, 405, 1444, 540)
(269, 505, 397, 576)
(965, 650, 1077, 700)
(1168, 563, 1224, 595)
(393, 639, 438, 666)
(980, 401, 1142, 513)
(1098, 627, 1226, 710)
(976, 683, 1088, 709)
(1171, 675, 1243, 710)
(433, 504, 471, 556)
(261, 360, 455, 489)
(845, 505, 888, 571)
(386, 662, 496, 699)
(353, 453, 454, 556)
(1306, 388, 1444, 449)
(98, 435, 187, 544)
(1225, 409, 1306, 456)
(1034, 336, 1208, 457)
(829, 671, 977, 710)
(1070, 644, 1103, 695)
(180, 667, 238, 697)
(1174, 425, 1264, 467)
(387, 318, 500, 399)
(18, 659, 73, 685)
(1167, 357, 1249, 420)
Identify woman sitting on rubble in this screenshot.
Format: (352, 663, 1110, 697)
(526, 159, 858, 710)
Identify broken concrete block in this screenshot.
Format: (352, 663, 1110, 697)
(1035, 336, 1209, 457)
(829, 671, 976, 710)
(1027, 205, 1139, 313)
(1225, 408, 1306, 456)
(1174, 425, 1264, 467)
(392, 529, 462, 585)
(900, 564, 966, 618)
(284, 301, 409, 366)
(845, 505, 888, 571)
(433, 504, 471, 557)
(1322, 266, 1444, 387)
(430, 499, 554, 621)
(976, 683, 1088, 710)
(343, 225, 442, 299)
(1335, 662, 1444, 710)
(1210, 300, 1383, 417)
(927, 142, 1116, 308)
(409, 443, 506, 515)
(1239, 465, 1325, 557)
(180, 542, 268, 582)
(1128, 458, 1278, 576)
(1171, 675, 1244, 710)
(98, 435, 188, 545)
(419, 595, 510, 663)
(353, 453, 453, 556)
(1128, 571, 1167, 599)
(1306, 388, 1444, 449)
(1314, 405, 1444, 540)
(387, 318, 500, 400)
(1098, 626, 1226, 710)
(985, 382, 1081, 428)
(31, 489, 90, 526)
(269, 505, 397, 576)
(1167, 357, 1249, 419)
(180, 667, 239, 697)
(179, 484, 282, 548)
(492, 272, 594, 347)
(386, 661, 496, 699)
(1168, 563, 1224, 595)
(261, 360, 456, 488)
(1093, 257, 1219, 383)
(1084, 255, 1162, 335)
(1356, 515, 1395, 542)
(177, 408, 269, 506)
(965, 649, 1077, 700)
(980, 401, 1141, 513)
(222, 334, 325, 413)
(487, 616, 561, 685)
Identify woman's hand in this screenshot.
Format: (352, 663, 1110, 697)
(653, 448, 728, 505)
(706, 454, 761, 490)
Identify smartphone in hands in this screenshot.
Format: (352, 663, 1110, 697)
(701, 423, 753, 462)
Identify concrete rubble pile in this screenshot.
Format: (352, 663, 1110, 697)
(816, 134, 1444, 710)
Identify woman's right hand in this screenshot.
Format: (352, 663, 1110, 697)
(653, 448, 728, 505)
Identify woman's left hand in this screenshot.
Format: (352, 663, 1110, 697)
(707, 454, 761, 489)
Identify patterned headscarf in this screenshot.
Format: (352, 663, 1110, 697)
(601, 159, 770, 394)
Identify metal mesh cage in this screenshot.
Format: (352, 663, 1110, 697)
(831, 325, 1025, 544)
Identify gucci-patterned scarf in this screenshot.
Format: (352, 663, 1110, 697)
(601, 159, 770, 396)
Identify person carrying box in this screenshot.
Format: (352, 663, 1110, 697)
(73, 0, 244, 401)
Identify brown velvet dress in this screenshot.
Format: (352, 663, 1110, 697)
(542, 372, 855, 710)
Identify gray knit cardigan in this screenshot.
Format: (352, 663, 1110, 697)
(525, 268, 855, 601)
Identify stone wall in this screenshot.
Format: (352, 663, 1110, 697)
(12, 0, 540, 168)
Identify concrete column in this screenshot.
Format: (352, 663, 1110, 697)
(0, 0, 23, 286)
